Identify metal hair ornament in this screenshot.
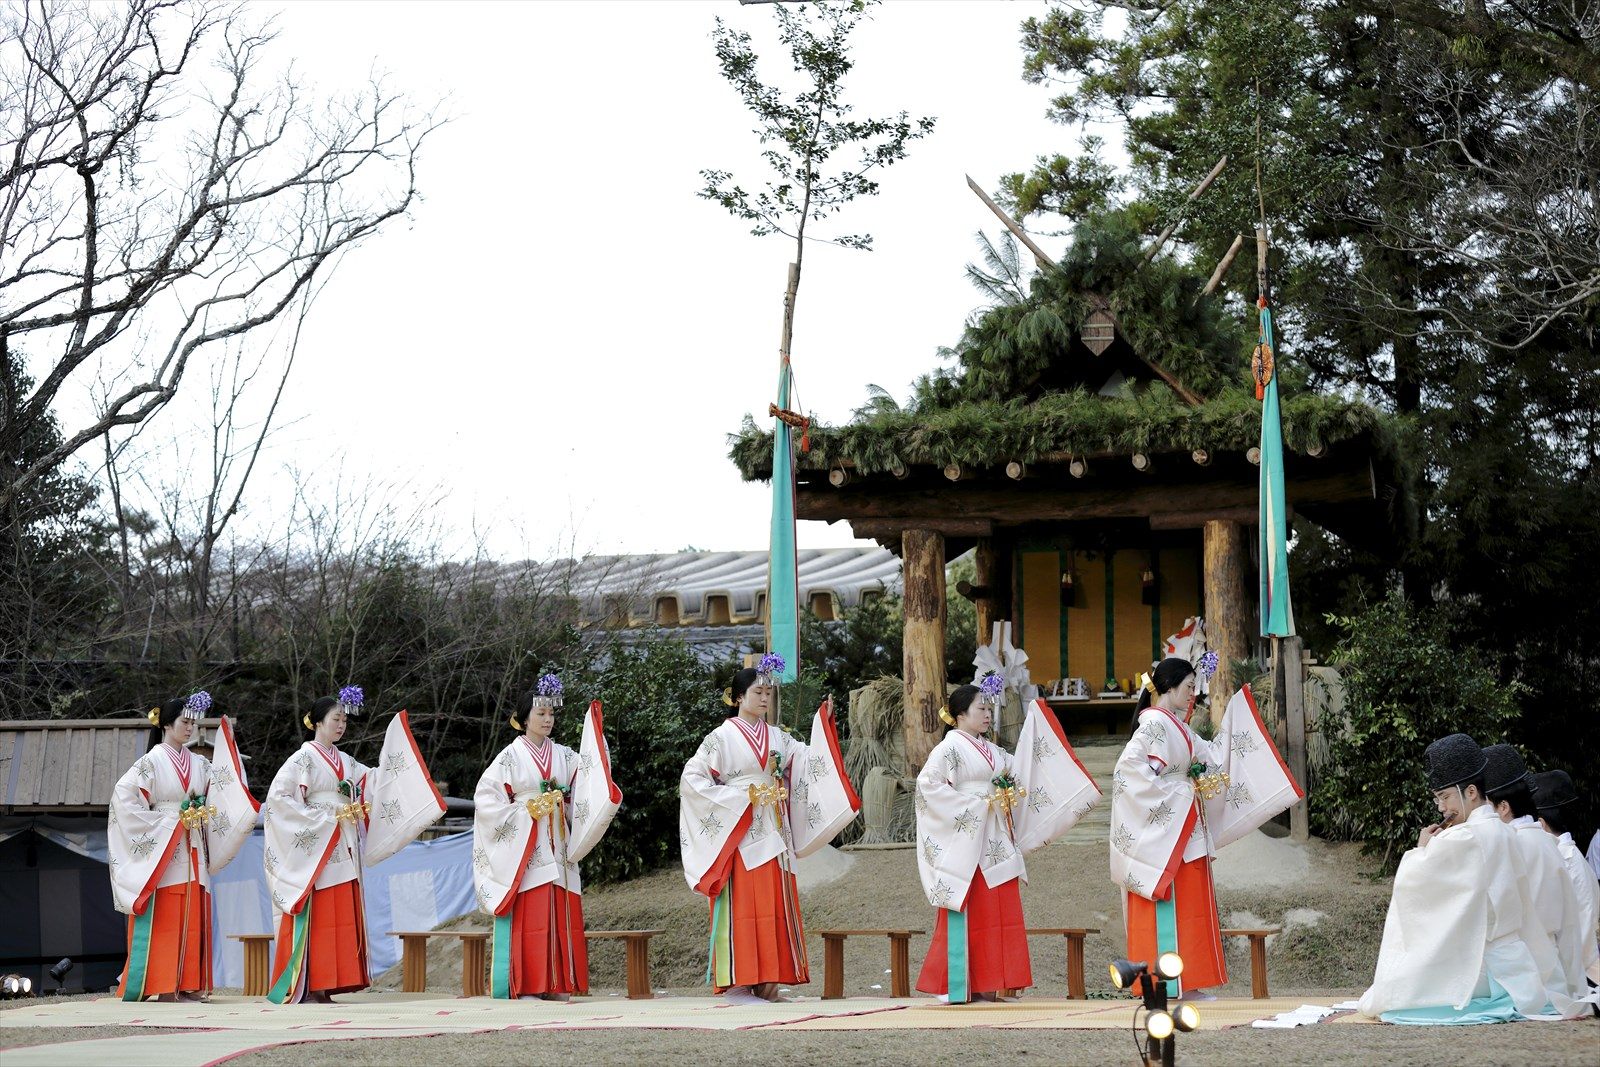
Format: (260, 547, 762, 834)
(147, 707, 161, 726)
(938, 705, 956, 726)
(181, 690, 212, 720)
(302, 714, 315, 730)
(1140, 672, 1158, 698)
(531, 673, 564, 709)
(722, 688, 736, 707)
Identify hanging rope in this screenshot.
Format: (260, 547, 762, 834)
(769, 364, 811, 452)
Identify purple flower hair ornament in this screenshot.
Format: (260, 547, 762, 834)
(181, 690, 212, 719)
(532, 673, 564, 708)
(756, 653, 786, 681)
(978, 672, 1006, 702)
(1197, 651, 1220, 679)
(338, 685, 364, 714)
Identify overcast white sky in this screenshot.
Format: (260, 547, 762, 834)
(120, 1, 1097, 561)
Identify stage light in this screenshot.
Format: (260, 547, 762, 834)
(1146, 1009, 1175, 1039)
(19, 976, 31, 995)
(1, 975, 19, 998)
(1156, 952, 1184, 980)
(1174, 1002, 1200, 1032)
(48, 958, 73, 986)
(1109, 958, 1145, 991)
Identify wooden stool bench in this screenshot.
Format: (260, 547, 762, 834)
(387, 929, 491, 997)
(228, 934, 274, 997)
(1222, 927, 1281, 999)
(815, 928, 924, 999)
(1025, 927, 1100, 999)
(584, 929, 664, 1000)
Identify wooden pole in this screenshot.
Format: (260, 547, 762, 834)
(1202, 520, 1251, 718)
(1255, 224, 1270, 304)
(965, 174, 1057, 270)
(1281, 633, 1309, 840)
(902, 528, 947, 773)
(1202, 234, 1246, 296)
(1142, 155, 1228, 262)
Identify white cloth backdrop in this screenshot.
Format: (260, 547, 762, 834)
(15, 822, 478, 990)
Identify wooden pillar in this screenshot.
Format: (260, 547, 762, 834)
(903, 528, 946, 773)
(974, 537, 997, 640)
(1202, 520, 1251, 714)
(1277, 634, 1309, 841)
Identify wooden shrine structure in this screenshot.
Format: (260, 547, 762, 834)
(731, 217, 1398, 777)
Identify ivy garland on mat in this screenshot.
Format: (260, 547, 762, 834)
(728, 211, 1395, 481)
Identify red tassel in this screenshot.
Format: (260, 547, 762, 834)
(800, 420, 811, 453)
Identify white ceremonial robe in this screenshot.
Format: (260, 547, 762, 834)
(1358, 804, 1587, 1019)
(1508, 816, 1589, 1001)
(1550, 830, 1600, 985)
(679, 703, 857, 897)
(109, 746, 216, 913)
(472, 702, 623, 916)
(205, 716, 261, 872)
(915, 699, 1100, 908)
(263, 712, 444, 917)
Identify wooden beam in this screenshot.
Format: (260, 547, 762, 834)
(799, 469, 1371, 524)
(848, 517, 993, 541)
(1202, 233, 1246, 296)
(903, 529, 947, 774)
(1150, 506, 1277, 530)
(1203, 520, 1252, 717)
(965, 174, 1057, 270)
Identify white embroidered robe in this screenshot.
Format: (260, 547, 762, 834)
(109, 746, 215, 913)
(679, 704, 857, 896)
(472, 702, 623, 915)
(915, 699, 1101, 909)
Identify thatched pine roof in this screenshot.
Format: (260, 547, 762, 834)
(730, 213, 1391, 482)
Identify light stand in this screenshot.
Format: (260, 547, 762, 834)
(1109, 953, 1200, 1066)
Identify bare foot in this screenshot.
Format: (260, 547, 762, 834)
(178, 992, 209, 1003)
(155, 993, 177, 1003)
(756, 983, 787, 1002)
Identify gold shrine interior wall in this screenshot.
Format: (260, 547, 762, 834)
(1015, 539, 1203, 691)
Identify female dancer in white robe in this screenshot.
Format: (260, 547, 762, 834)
(473, 676, 622, 999)
(264, 687, 444, 1003)
(679, 655, 859, 1002)
(110, 691, 256, 1001)
(914, 676, 1101, 1002)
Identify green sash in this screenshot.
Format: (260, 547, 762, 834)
(946, 907, 969, 1004)
(267, 896, 313, 1004)
(492, 909, 515, 998)
(1155, 891, 1180, 999)
(121, 899, 157, 1001)
(706, 882, 733, 988)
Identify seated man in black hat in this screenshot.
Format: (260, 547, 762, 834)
(1530, 769, 1600, 987)
(1358, 734, 1585, 1021)
(1483, 744, 1591, 1003)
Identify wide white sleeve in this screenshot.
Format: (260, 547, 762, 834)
(205, 717, 260, 873)
(1107, 714, 1193, 901)
(786, 700, 861, 858)
(1202, 685, 1304, 850)
(472, 744, 536, 915)
(1010, 699, 1102, 854)
(566, 701, 623, 864)
(106, 755, 184, 915)
(913, 738, 985, 910)
(362, 711, 446, 865)
(678, 725, 752, 896)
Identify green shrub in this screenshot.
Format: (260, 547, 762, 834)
(565, 633, 726, 886)
(1311, 590, 1522, 870)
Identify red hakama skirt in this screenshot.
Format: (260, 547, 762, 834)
(272, 879, 369, 995)
(118, 881, 212, 997)
(1124, 854, 1226, 994)
(916, 868, 1032, 997)
(508, 883, 588, 996)
(712, 852, 807, 991)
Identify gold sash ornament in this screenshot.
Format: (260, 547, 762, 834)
(179, 803, 219, 829)
(526, 790, 569, 840)
(1191, 770, 1230, 801)
(336, 800, 371, 822)
(748, 781, 788, 830)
